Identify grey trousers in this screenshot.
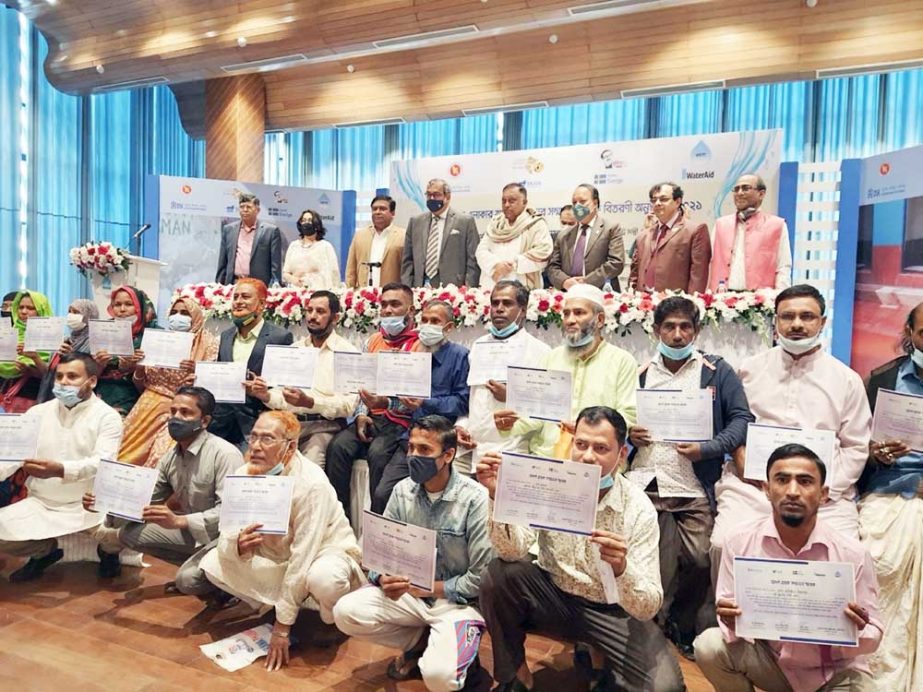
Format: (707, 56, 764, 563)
(479, 559, 686, 691)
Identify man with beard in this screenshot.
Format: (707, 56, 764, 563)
(249, 290, 359, 468)
(695, 444, 882, 691)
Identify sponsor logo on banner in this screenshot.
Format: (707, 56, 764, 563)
(599, 149, 626, 170)
(171, 201, 208, 212)
(691, 141, 712, 161)
(525, 157, 544, 174)
(181, 185, 192, 194)
(879, 163, 890, 175)
(273, 190, 289, 204)
(594, 173, 624, 185)
(319, 193, 330, 206)
(682, 169, 715, 180)
(449, 163, 462, 177)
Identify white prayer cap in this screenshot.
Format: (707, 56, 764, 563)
(563, 283, 605, 308)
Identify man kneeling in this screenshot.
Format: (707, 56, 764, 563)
(477, 406, 684, 692)
(198, 411, 364, 671)
(333, 415, 493, 691)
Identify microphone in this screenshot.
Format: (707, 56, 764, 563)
(362, 262, 382, 288)
(132, 223, 151, 240)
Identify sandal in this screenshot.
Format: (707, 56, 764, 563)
(386, 650, 423, 681)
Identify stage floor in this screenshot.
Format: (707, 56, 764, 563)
(0, 555, 711, 691)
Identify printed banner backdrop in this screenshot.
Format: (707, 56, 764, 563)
(389, 130, 782, 257)
(851, 144, 923, 377)
(147, 175, 356, 316)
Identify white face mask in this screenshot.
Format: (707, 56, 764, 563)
(65, 313, 85, 330)
(115, 315, 136, 322)
(777, 331, 822, 355)
(911, 347, 923, 369)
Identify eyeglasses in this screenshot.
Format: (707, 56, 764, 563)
(776, 312, 821, 324)
(732, 184, 762, 193)
(247, 434, 288, 447)
(650, 196, 674, 204)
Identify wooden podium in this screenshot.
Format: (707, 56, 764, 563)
(90, 255, 167, 314)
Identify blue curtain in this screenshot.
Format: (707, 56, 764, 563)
(0, 8, 22, 294)
(521, 100, 646, 148)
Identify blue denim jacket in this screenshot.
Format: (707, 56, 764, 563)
(369, 466, 494, 604)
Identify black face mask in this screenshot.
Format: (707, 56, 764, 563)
(167, 417, 203, 441)
(297, 221, 317, 236)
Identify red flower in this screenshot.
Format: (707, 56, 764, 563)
(753, 294, 765, 305)
(619, 303, 629, 314)
(638, 297, 653, 311)
(700, 293, 715, 308)
(553, 293, 564, 302)
(538, 299, 550, 311)
(87, 246, 96, 255)
(724, 296, 739, 308)
(355, 302, 365, 315)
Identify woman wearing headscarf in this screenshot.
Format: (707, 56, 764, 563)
(36, 299, 100, 403)
(94, 286, 156, 417)
(0, 290, 54, 413)
(119, 296, 219, 466)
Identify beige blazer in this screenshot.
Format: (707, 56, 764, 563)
(345, 224, 406, 288)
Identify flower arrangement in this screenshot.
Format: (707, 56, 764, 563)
(69, 241, 132, 276)
(173, 283, 777, 336)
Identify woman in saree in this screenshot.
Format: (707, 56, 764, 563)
(119, 295, 218, 466)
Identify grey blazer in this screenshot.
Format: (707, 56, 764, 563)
(215, 220, 283, 286)
(547, 213, 625, 290)
(401, 207, 480, 287)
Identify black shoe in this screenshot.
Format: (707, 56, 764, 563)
(491, 680, 530, 692)
(665, 619, 696, 661)
(97, 546, 121, 578)
(9, 548, 64, 583)
(461, 655, 486, 690)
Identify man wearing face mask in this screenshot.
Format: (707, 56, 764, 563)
(711, 285, 872, 561)
(477, 406, 684, 692)
(857, 301, 923, 689)
(199, 411, 363, 673)
(708, 174, 792, 291)
(207, 278, 294, 446)
(494, 284, 637, 460)
(87, 387, 240, 583)
(334, 415, 492, 690)
(547, 183, 625, 290)
(454, 281, 550, 473)
(0, 353, 123, 582)
(401, 178, 480, 288)
(248, 291, 359, 469)
(627, 296, 753, 659)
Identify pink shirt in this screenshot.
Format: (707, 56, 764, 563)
(234, 222, 256, 278)
(718, 517, 883, 691)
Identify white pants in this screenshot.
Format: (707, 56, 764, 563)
(333, 585, 484, 692)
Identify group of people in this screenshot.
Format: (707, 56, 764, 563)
(213, 173, 792, 296)
(0, 179, 918, 692)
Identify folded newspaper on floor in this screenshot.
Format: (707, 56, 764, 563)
(200, 624, 273, 672)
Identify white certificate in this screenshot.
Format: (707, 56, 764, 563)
(744, 424, 837, 482)
(376, 351, 432, 398)
(333, 352, 379, 393)
(23, 316, 66, 352)
(195, 361, 247, 403)
(506, 366, 573, 422)
(466, 340, 525, 386)
(0, 327, 18, 362)
(140, 328, 195, 369)
(92, 459, 159, 522)
(88, 319, 135, 356)
(734, 557, 858, 646)
(260, 345, 318, 389)
(0, 413, 39, 461)
(636, 389, 713, 442)
(360, 510, 438, 592)
(871, 388, 923, 452)
(493, 452, 601, 535)
(219, 474, 295, 535)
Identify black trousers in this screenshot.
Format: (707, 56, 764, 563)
(480, 559, 685, 692)
(325, 416, 408, 518)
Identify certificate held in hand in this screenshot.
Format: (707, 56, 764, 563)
(466, 340, 525, 386)
(88, 318, 135, 357)
(23, 316, 66, 352)
(744, 424, 836, 482)
(260, 345, 318, 389)
(636, 389, 713, 442)
(493, 452, 601, 535)
(0, 327, 18, 362)
(195, 361, 247, 403)
(0, 413, 40, 461)
(219, 474, 295, 535)
(506, 366, 573, 422)
(871, 388, 923, 452)
(93, 459, 159, 522)
(376, 351, 432, 398)
(333, 352, 378, 393)
(360, 510, 437, 592)
(140, 328, 194, 369)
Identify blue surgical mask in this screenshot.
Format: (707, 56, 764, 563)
(265, 462, 285, 476)
(912, 347, 923, 370)
(426, 198, 445, 214)
(489, 321, 520, 339)
(599, 473, 615, 490)
(53, 383, 84, 408)
(658, 340, 694, 361)
(168, 313, 193, 332)
(409, 455, 441, 484)
(418, 324, 445, 347)
(573, 203, 591, 222)
(380, 315, 407, 336)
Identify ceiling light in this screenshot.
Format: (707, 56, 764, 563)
(236, 36, 247, 47)
(346, 64, 355, 73)
(204, 30, 218, 38)
(95, 64, 105, 74)
(549, 34, 559, 44)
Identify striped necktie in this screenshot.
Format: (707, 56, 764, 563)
(425, 214, 440, 279)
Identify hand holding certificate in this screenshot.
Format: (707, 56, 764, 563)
(89, 319, 135, 357)
(635, 389, 713, 442)
(333, 352, 378, 393)
(23, 316, 66, 352)
(506, 366, 573, 422)
(744, 424, 836, 481)
(219, 474, 295, 535)
(734, 557, 858, 646)
(360, 510, 437, 592)
(0, 328, 18, 362)
(260, 345, 318, 389)
(466, 340, 525, 386)
(376, 351, 432, 398)
(140, 328, 194, 369)
(0, 414, 40, 461)
(871, 388, 923, 452)
(195, 361, 247, 403)
(92, 459, 159, 522)
(493, 452, 600, 535)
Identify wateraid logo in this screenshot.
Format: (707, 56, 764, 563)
(319, 193, 330, 206)
(682, 169, 715, 180)
(691, 141, 712, 161)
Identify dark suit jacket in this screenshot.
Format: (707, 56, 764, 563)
(401, 207, 480, 287)
(209, 320, 294, 443)
(215, 220, 283, 286)
(547, 213, 625, 290)
(629, 216, 712, 293)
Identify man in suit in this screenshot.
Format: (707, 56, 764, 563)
(215, 193, 283, 286)
(547, 183, 625, 290)
(401, 178, 480, 288)
(630, 182, 712, 294)
(345, 195, 406, 288)
(207, 278, 294, 445)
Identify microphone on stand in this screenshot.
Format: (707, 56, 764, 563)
(362, 261, 382, 288)
(132, 223, 151, 255)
